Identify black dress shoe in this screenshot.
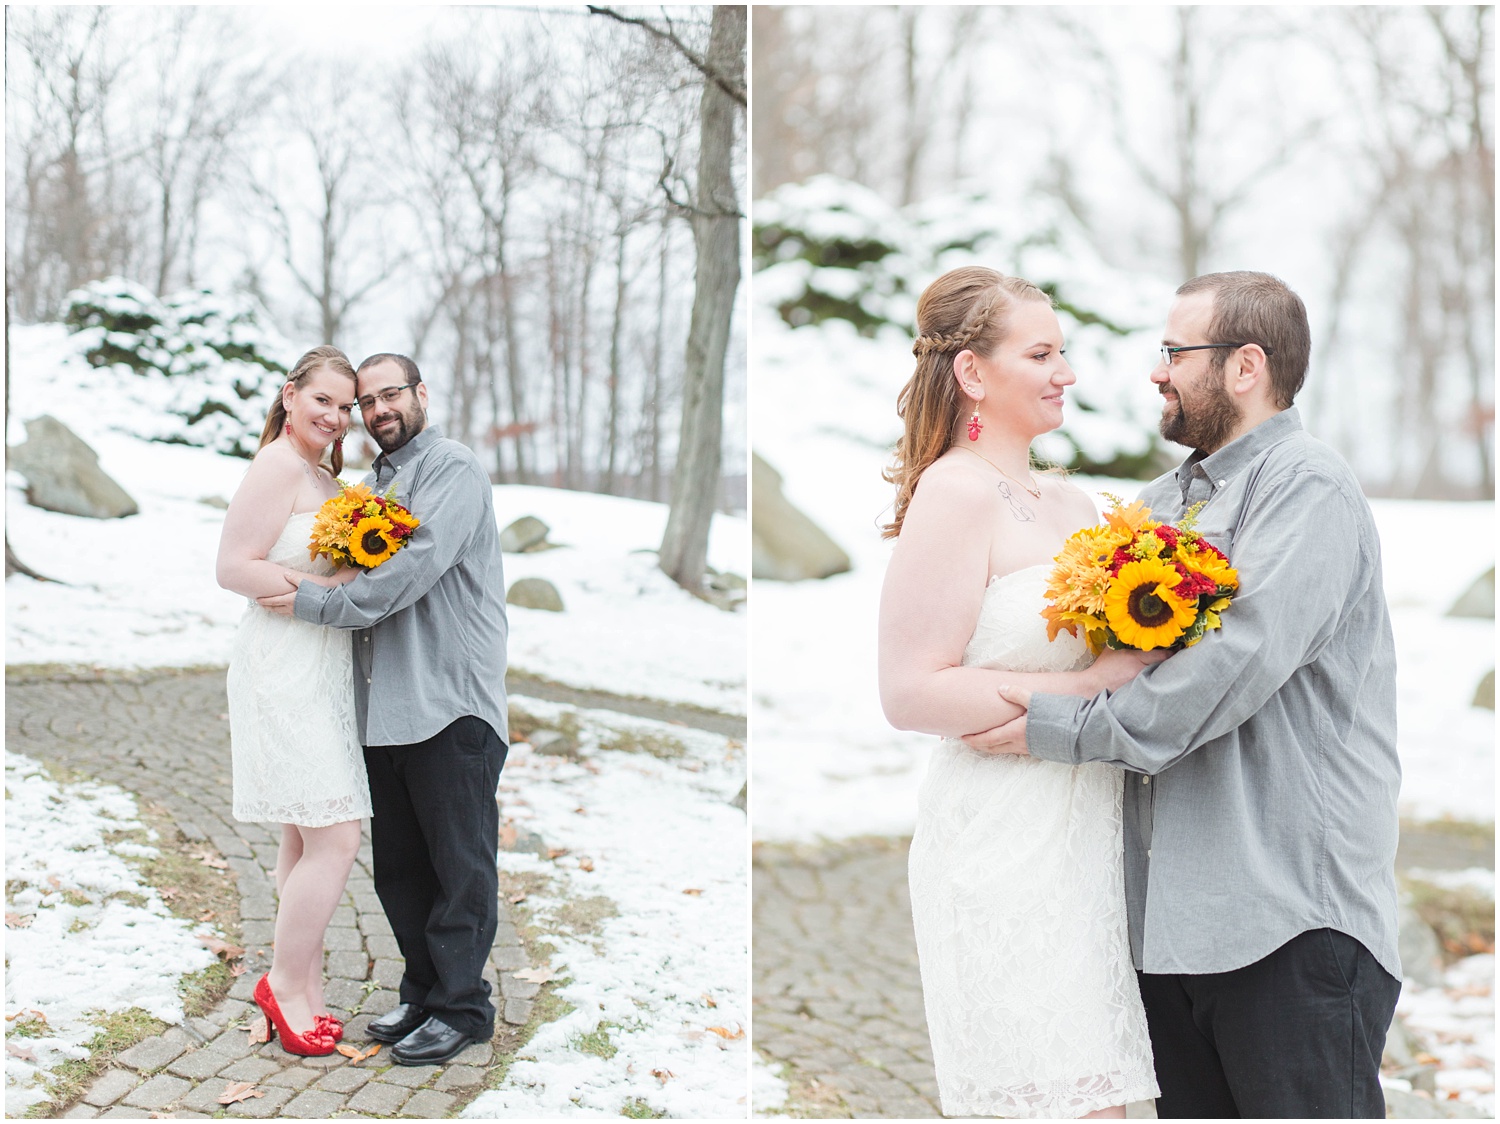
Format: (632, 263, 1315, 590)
(365, 1003, 430, 1044)
(391, 1016, 476, 1065)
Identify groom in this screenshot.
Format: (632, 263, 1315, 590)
(261, 352, 509, 1065)
(970, 273, 1402, 1118)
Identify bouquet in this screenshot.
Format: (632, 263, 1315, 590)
(1041, 495, 1238, 653)
(308, 482, 420, 570)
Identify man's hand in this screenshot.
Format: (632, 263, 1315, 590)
(962, 684, 1032, 755)
(257, 585, 300, 616)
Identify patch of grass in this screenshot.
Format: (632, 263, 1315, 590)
(575, 1022, 619, 1060)
(507, 704, 583, 747)
(620, 1097, 665, 1118)
(125, 801, 240, 934)
(1402, 875, 1496, 961)
(67, 917, 89, 934)
(61, 890, 91, 907)
(30, 1007, 166, 1117)
(597, 728, 686, 760)
(482, 983, 577, 1093)
(108, 891, 149, 909)
(555, 895, 619, 937)
(9, 1010, 51, 1038)
(180, 959, 233, 1020)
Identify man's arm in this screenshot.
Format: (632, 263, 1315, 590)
(1024, 468, 1372, 774)
(290, 453, 489, 629)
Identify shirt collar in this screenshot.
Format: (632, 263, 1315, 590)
(374, 423, 444, 477)
(1176, 407, 1302, 499)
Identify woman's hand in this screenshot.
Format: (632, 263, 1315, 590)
(299, 565, 360, 589)
(1090, 648, 1169, 694)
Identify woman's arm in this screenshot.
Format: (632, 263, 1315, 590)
(297, 566, 360, 589)
(215, 448, 304, 599)
(878, 466, 1157, 738)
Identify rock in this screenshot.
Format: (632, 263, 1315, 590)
(529, 729, 578, 758)
(507, 576, 564, 612)
(752, 452, 851, 581)
(1472, 668, 1494, 710)
(1397, 898, 1446, 988)
(730, 782, 747, 811)
(1383, 1011, 1421, 1069)
(198, 494, 230, 509)
(1382, 1086, 1487, 1118)
(9, 415, 139, 518)
(500, 515, 550, 553)
(1447, 567, 1494, 619)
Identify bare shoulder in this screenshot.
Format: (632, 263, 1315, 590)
(910, 452, 997, 511)
(1042, 474, 1100, 526)
(247, 439, 302, 480)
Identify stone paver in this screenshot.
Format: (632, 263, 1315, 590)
(401, 1089, 458, 1117)
(7, 669, 537, 1119)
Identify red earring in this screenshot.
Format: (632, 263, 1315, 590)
(285, 420, 292, 437)
(967, 402, 983, 441)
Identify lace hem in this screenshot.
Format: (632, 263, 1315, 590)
(939, 1069, 1160, 1119)
(233, 795, 370, 829)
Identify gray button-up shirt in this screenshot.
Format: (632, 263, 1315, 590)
(1027, 408, 1401, 980)
(294, 425, 509, 749)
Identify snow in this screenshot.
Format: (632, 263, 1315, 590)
(4, 753, 217, 1116)
(463, 697, 747, 1119)
(6, 322, 747, 716)
(750, 302, 1495, 842)
(1398, 954, 1496, 1116)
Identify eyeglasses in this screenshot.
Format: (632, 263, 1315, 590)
(1160, 343, 1274, 367)
(355, 383, 418, 413)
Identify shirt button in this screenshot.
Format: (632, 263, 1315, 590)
(1141, 776, 1150, 785)
(366, 677, 372, 684)
(1147, 849, 1152, 858)
(1217, 479, 1227, 487)
(364, 636, 369, 642)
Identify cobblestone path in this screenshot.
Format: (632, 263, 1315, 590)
(6, 668, 533, 1119)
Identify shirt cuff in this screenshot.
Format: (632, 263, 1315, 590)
(293, 579, 333, 624)
(1026, 691, 1085, 764)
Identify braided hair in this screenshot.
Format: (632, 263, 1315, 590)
(881, 268, 1051, 539)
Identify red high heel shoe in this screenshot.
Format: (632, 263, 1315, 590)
(314, 1013, 344, 1043)
(253, 975, 336, 1056)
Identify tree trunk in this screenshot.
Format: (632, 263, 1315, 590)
(604, 224, 628, 494)
(658, 5, 744, 594)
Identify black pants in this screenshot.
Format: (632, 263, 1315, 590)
(1139, 928, 1401, 1118)
(364, 716, 507, 1040)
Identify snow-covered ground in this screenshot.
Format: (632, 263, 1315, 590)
(4, 753, 218, 1116)
(1395, 953, 1496, 1114)
(6, 322, 747, 716)
(466, 697, 747, 1118)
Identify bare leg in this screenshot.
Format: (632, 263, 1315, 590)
(275, 824, 303, 897)
(1082, 1105, 1127, 1119)
(266, 820, 361, 1033)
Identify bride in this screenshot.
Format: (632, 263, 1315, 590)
(878, 267, 1161, 1119)
(215, 345, 367, 1057)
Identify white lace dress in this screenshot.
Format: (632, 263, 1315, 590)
(907, 565, 1158, 1119)
(226, 511, 371, 827)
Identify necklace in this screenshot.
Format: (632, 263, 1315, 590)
(958, 446, 1042, 498)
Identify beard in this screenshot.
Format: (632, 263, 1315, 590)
(1159, 369, 1242, 452)
(369, 404, 425, 453)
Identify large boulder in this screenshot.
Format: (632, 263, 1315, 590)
(752, 452, 851, 581)
(1447, 567, 1494, 618)
(1473, 668, 1495, 710)
(507, 576, 564, 612)
(9, 415, 138, 519)
(1397, 897, 1446, 988)
(500, 515, 550, 553)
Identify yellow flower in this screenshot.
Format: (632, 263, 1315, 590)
(348, 515, 398, 567)
(1179, 546, 1239, 592)
(1045, 526, 1130, 618)
(1105, 558, 1199, 650)
(1103, 498, 1158, 538)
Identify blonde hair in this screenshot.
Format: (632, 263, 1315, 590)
(881, 267, 1051, 539)
(258, 345, 357, 476)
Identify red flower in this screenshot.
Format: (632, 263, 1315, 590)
(1155, 524, 1181, 549)
(1196, 540, 1228, 563)
(1172, 562, 1218, 600)
(1109, 546, 1134, 574)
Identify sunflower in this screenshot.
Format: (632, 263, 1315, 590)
(1104, 558, 1199, 650)
(348, 515, 399, 567)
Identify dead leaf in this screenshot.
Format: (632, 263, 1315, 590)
(546, 847, 570, 860)
(681, 888, 703, 896)
(578, 857, 595, 872)
(6, 1042, 36, 1062)
(229, 963, 248, 978)
(651, 1068, 675, 1084)
(197, 852, 229, 870)
(197, 935, 246, 961)
(498, 824, 518, 850)
(216, 1082, 265, 1105)
(512, 966, 556, 984)
(47, 875, 61, 889)
(336, 1042, 381, 1063)
(159, 887, 179, 901)
(197, 911, 216, 922)
(701, 994, 717, 1008)
(5, 913, 32, 929)
(573, 806, 586, 815)
(507, 891, 527, 905)
(707, 1025, 745, 1040)
(246, 1016, 270, 1045)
